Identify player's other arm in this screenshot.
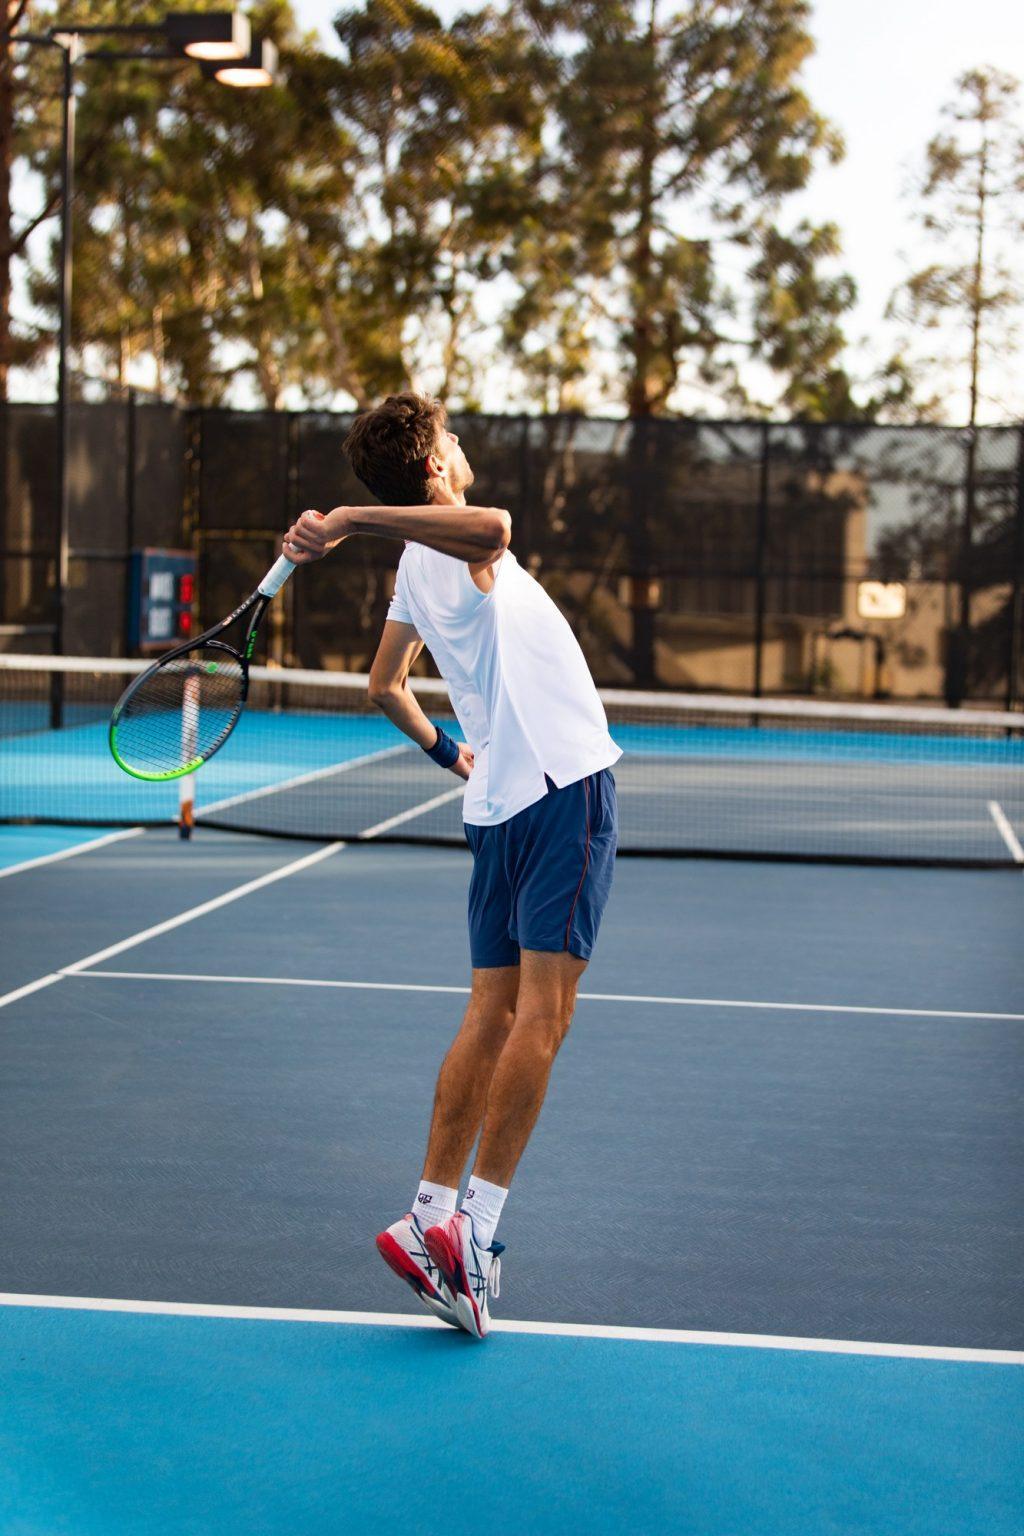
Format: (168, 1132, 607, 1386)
(283, 504, 511, 565)
(367, 621, 473, 782)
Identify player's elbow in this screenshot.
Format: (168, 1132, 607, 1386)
(492, 509, 512, 550)
(476, 509, 511, 559)
(368, 675, 399, 710)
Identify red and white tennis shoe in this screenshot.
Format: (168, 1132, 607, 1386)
(423, 1211, 504, 1339)
(375, 1214, 460, 1328)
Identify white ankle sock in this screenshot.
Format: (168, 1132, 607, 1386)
(462, 1176, 508, 1249)
(413, 1181, 457, 1230)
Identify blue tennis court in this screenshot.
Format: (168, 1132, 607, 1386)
(1, 818, 1021, 1535)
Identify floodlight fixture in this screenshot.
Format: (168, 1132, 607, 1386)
(164, 11, 251, 61)
(206, 36, 278, 88)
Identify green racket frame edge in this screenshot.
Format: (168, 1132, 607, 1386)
(108, 743, 206, 783)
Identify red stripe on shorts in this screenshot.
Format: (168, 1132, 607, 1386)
(564, 776, 592, 950)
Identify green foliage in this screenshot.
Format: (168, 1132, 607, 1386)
(26, 0, 365, 404)
(748, 219, 859, 419)
(504, 0, 854, 417)
(331, 0, 550, 402)
(18, 0, 553, 406)
(12, 0, 973, 423)
(886, 66, 1024, 425)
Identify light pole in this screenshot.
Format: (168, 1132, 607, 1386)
(14, 12, 277, 723)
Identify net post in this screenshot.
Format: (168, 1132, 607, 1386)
(178, 669, 200, 840)
(178, 781, 194, 840)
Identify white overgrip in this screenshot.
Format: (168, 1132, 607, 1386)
(258, 554, 297, 598)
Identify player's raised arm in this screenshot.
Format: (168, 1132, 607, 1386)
(283, 504, 511, 566)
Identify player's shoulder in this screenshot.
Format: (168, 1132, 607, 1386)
(403, 541, 461, 581)
(394, 540, 425, 582)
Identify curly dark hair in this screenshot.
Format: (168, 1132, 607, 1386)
(342, 392, 448, 505)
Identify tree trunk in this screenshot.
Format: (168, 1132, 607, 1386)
(153, 302, 164, 395)
(0, 0, 23, 404)
(626, 0, 660, 684)
(951, 118, 991, 704)
(625, 0, 659, 421)
(967, 124, 989, 432)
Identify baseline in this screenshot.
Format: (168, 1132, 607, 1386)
(1, 1292, 1020, 1364)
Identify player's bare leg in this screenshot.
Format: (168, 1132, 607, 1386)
(376, 966, 518, 1322)
(420, 965, 520, 1187)
(424, 950, 585, 1336)
(472, 950, 586, 1187)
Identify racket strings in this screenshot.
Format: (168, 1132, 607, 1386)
(114, 650, 244, 775)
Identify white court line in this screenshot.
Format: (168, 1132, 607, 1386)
(988, 801, 1024, 865)
(0, 1292, 1019, 1364)
(64, 970, 1024, 1023)
(198, 745, 408, 818)
(0, 827, 143, 881)
(358, 785, 465, 839)
(0, 842, 346, 1014)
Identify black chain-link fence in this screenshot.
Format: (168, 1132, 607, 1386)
(3, 396, 1022, 706)
(1, 386, 186, 657)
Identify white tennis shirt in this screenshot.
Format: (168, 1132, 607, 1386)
(387, 544, 621, 826)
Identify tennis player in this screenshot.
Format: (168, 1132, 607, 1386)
(282, 393, 620, 1337)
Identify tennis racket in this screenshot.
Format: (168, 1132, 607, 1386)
(108, 544, 302, 785)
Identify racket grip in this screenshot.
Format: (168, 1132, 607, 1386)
(258, 555, 297, 598)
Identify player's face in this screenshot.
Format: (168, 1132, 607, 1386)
(438, 429, 475, 494)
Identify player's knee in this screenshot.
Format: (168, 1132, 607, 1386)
(461, 985, 516, 1048)
(479, 1003, 516, 1046)
(513, 1004, 572, 1058)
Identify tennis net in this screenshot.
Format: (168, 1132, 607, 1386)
(1, 653, 1022, 868)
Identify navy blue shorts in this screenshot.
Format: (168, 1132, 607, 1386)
(465, 769, 618, 968)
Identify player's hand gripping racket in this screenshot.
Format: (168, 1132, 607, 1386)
(108, 537, 306, 783)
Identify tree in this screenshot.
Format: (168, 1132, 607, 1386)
(504, 0, 854, 418)
(747, 219, 859, 420)
(332, 0, 551, 406)
(0, 0, 73, 400)
(24, 0, 550, 408)
(887, 67, 1024, 702)
(25, 0, 368, 406)
(887, 67, 1024, 428)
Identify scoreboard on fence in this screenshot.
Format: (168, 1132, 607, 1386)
(128, 549, 196, 653)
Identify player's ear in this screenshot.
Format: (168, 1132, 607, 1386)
(424, 452, 444, 480)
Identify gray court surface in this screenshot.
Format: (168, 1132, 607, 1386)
(1, 831, 1021, 1350)
(204, 750, 1024, 866)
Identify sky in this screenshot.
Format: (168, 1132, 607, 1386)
(12, 0, 1024, 419)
